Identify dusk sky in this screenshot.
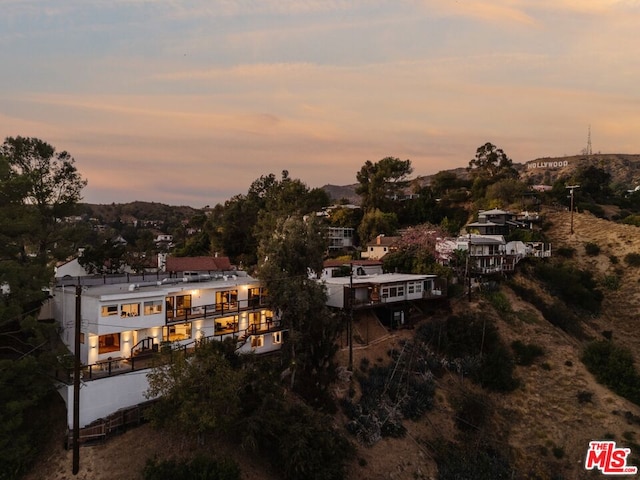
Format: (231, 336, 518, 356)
(2, 1, 639, 207)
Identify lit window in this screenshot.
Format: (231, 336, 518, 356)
(144, 300, 163, 315)
(251, 336, 264, 348)
(163, 323, 192, 342)
(121, 303, 140, 317)
(273, 332, 282, 344)
(98, 333, 120, 354)
(101, 305, 118, 317)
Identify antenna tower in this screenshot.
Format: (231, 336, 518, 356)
(586, 125, 593, 155)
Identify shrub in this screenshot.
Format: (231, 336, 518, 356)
(577, 391, 593, 404)
(453, 391, 490, 432)
(584, 242, 601, 256)
(609, 255, 619, 264)
(552, 446, 565, 459)
(532, 262, 603, 315)
(556, 246, 576, 258)
(582, 341, 640, 406)
(602, 275, 620, 291)
(511, 341, 544, 366)
(625, 253, 640, 267)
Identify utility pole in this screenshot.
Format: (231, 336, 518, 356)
(348, 263, 353, 372)
(72, 284, 82, 475)
(566, 185, 580, 235)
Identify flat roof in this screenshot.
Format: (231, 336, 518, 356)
(322, 273, 437, 286)
(58, 275, 259, 301)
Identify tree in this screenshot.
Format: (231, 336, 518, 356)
(356, 157, 413, 212)
(257, 216, 341, 406)
(146, 340, 245, 438)
(0, 140, 80, 479)
(357, 209, 398, 244)
(467, 143, 518, 180)
(208, 171, 330, 268)
(1, 136, 87, 258)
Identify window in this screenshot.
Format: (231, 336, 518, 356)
(251, 335, 264, 348)
(120, 303, 140, 317)
(216, 290, 238, 311)
(79, 333, 85, 344)
(98, 333, 120, 354)
(144, 300, 163, 315)
(163, 323, 192, 342)
(273, 332, 282, 344)
(101, 305, 118, 317)
(166, 294, 191, 320)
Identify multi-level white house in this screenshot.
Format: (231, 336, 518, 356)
(54, 267, 282, 428)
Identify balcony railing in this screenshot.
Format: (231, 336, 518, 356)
(166, 297, 267, 323)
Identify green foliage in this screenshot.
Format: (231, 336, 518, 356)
(146, 340, 245, 436)
(355, 157, 413, 212)
(485, 178, 528, 208)
(343, 341, 436, 446)
(602, 275, 620, 291)
(143, 455, 241, 480)
(620, 214, 640, 227)
(357, 208, 398, 244)
(555, 246, 575, 258)
(532, 262, 603, 314)
(511, 340, 544, 366)
(257, 215, 340, 406)
(243, 397, 355, 480)
(483, 291, 513, 321)
(582, 341, 640, 405)
(624, 252, 640, 267)
(453, 390, 490, 433)
(584, 242, 601, 256)
(509, 280, 585, 338)
(416, 313, 519, 392)
(0, 358, 59, 480)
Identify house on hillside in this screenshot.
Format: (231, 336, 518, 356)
(361, 234, 400, 260)
(320, 261, 447, 328)
(54, 271, 281, 429)
(326, 227, 356, 251)
(455, 234, 551, 275)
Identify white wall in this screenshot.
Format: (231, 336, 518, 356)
(58, 368, 157, 428)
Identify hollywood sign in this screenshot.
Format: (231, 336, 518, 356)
(527, 160, 569, 170)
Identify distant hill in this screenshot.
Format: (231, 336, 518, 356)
(79, 201, 198, 224)
(323, 154, 640, 204)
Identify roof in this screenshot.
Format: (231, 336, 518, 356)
(479, 208, 510, 215)
(323, 259, 383, 268)
(323, 272, 436, 287)
(165, 256, 232, 272)
(64, 274, 257, 300)
(366, 235, 400, 247)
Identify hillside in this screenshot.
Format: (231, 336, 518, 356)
(323, 154, 640, 204)
(25, 211, 640, 480)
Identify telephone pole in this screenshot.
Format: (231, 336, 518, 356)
(348, 263, 353, 372)
(566, 185, 580, 235)
(72, 284, 82, 474)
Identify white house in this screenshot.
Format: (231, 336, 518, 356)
(54, 271, 282, 428)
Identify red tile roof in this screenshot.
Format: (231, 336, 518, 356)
(165, 256, 232, 273)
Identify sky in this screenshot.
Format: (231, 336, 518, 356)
(2, 1, 640, 207)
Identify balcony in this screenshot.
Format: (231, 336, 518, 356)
(166, 297, 267, 324)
